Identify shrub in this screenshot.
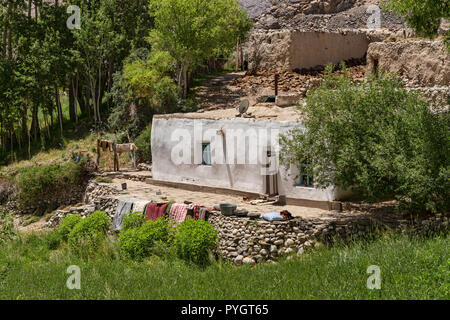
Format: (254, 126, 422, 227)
(44, 231, 63, 250)
(117, 228, 144, 260)
(57, 214, 82, 241)
(68, 211, 111, 250)
(15, 159, 88, 215)
(118, 217, 172, 260)
(135, 125, 152, 163)
(280, 66, 450, 213)
(121, 211, 145, 231)
(174, 219, 218, 266)
(0, 212, 16, 244)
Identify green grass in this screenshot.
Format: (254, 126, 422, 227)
(0, 231, 448, 299)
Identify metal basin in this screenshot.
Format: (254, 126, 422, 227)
(219, 203, 237, 216)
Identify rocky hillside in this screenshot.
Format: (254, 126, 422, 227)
(239, 0, 405, 31)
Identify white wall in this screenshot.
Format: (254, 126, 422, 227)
(151, 117, 345, 202)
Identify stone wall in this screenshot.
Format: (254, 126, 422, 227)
(45, 181, 119, 228)
(6, 179, 89, 216)
(208, 210, 449, 264)
(45, 179, 449, 265)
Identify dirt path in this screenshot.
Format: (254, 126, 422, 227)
(193, 72, 246, 110)
(13, 214, 49, 233)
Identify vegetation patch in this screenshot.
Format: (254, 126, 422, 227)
(174, 219, 218, 266)
(134, 125, 152, 163)
(14, 158, 90, 215)
(68, 211, 111, 254)
(118, 217, 172, 260)
(281, 67, 450, 213)
(0, 229, 447, 299)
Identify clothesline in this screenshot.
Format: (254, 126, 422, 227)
(112, 198, 211, 232)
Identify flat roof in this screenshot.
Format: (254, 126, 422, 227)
(153, 104, 301, 122)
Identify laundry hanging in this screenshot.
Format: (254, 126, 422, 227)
(169, 203, 189, 224)
(112, 199, 134, 231)
(144, 202, 168, 221)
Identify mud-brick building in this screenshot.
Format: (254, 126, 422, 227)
(151, 107, 350, 210)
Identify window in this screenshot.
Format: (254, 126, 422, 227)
(296, 162, 313, 187)
(201, 142, 211, 166)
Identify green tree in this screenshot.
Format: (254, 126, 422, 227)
(382, 0, 450, 48)
(280, 66, 450, 213)
(149, 0, 252, 98)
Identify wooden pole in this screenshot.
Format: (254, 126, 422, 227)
(113, 143, 119, 172)
(274, 73, 279, 96)
(235, 38, 239, 72)
(96, 138, 101, 168)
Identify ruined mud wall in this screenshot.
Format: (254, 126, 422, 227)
(289, 30, 369, 70)
(247, 29, 389, 72)
(367, 40, 450, 87)
(247, 30, 292, 72)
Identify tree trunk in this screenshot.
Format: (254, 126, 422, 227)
(77, 82, 87, 116)
(21, 105, 28, 147)
(73, 74, 79, 123)
(85, 86, 91, 120)
(2, 2, 12, 57)
(28, 127, 31, 160)
(97, 59, 102, 123)
(235, 38, 239, 72)
(89, 80, 97, 123)
(1, 23, 7, 57)
(55, 84, 63, 137)
(68, 78, 76, 122)
(179, 64, 188, 99)
(10, 130, 14, 163)
(30, 104, 40, 140)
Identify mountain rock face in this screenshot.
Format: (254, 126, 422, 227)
(239, 0, 357, 18)
(239, 0, 404, 31)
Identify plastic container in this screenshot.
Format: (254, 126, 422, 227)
(220, 203, 237, 216)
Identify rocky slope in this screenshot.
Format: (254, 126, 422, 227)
(239, 0, 405, 31)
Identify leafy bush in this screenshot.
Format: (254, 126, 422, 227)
(280, 66, 450, 213)
(108, 48, 178, 140)
(123, 49, 179, 114)
(68, 211, 111, 249)
(15, 159, 88, 214)
(135, 125, 152, 163)
(174, 219, 218, 266)
(121, 211, 145, 231)
(118, 217, 172, 260)
(44, 230, 63, 250)
(57, 214, 82, 241)
(0, 212, 16, 244)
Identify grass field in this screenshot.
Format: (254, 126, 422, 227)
(0, 231, 448, 300)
